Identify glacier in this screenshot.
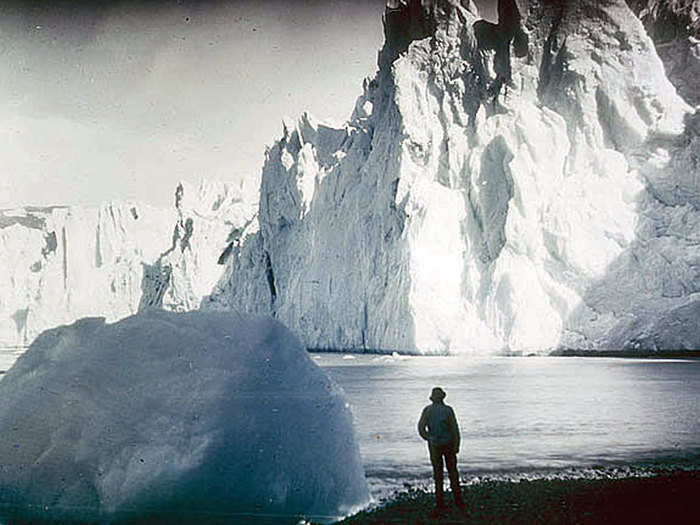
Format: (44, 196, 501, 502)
(628, 0, 700, 106)
(0, 180, 256, 348)
(204, 0, 700, 354)
(0, 310, 369, 524)
(2, 0, 698, 356)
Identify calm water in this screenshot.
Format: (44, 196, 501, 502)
(316, 354, 700, 501)
(2, 348, 699, 508)
(0, 347, 25, 375)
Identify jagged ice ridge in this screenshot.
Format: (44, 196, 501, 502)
(204, 0, 700, 354)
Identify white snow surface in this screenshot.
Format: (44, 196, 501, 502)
(0, 309, 369, 523)
(206, 0, 700, 354)
(0, 180, 256, 347)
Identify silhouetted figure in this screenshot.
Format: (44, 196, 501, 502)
(473, 0, 529, 101)
(418, 387, 465, 513)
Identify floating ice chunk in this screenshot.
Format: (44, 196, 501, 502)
(0, 310, 369, 524)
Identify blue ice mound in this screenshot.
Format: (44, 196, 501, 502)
(0, 310, 369, 524)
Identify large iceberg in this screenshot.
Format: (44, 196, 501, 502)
(0, 310, 369, 523)
(205, 0, 700, 354)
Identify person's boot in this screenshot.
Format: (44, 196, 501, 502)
(430, 504, 446, 518)
(453, 487, 467, 514)
(430, 486, 446, 517)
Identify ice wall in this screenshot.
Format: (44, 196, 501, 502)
(0, 310, 369, 523)
(208, 0, 699, 354)
(0, 180, 255, 347)
(0, 203, 171, 347)
(627, 0, 700, 105)
(138, 180, 257, 312)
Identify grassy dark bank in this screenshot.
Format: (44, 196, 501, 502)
(334, 470, 700, 525)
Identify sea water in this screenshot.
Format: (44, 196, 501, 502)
(0, 347, 25, 375)
(315, 354, 700, 502)
(1, 348, 698, 511)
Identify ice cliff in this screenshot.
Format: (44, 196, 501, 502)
(0, 180, 255, 347)
(0, 310, 369, 523)
(627, 0, 700, 105)
(206, 0, 700, 354)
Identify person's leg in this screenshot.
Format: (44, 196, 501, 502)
(445, 450, 465, 508)
(429, 444, 445, 508)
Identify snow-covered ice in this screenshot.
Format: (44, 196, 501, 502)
(0, 310, 369, 523)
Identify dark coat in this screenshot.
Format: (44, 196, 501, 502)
(417, 401, 461, 451)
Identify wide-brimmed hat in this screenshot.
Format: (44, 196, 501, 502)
(430, 387, 446, 401)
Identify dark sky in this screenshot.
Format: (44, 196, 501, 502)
(1, 1, 496, 208)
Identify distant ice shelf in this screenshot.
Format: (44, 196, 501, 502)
(0, 180, 257, 348)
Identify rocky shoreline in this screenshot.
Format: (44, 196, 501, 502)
(334, 470, 699, 524)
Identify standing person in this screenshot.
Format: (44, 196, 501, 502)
(417, 387, 466, 514)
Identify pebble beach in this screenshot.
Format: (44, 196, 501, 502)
(333, 470, 700, 525)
